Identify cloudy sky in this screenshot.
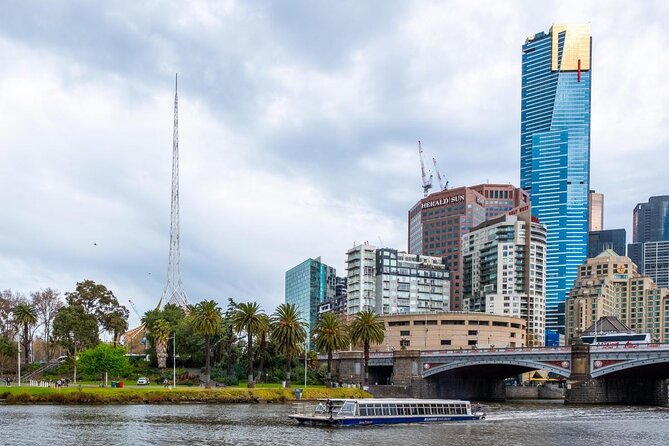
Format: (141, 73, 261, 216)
(1, 1, 667, 327)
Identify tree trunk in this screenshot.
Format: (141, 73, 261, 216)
(286, 354, 292, 388)
(256, 334, 266, 383)
(204, 335, 211, 388)
(45, 320, 50, 361)
(363, 341, 370, 385)
(327, 350, 332, 387)
(22, 324, 30, 365)
(247, 332, 254, 388)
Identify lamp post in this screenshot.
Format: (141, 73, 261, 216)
(17, 339, 21, 387)
(173, 332, 176, 390)
(304, 340, 308, 389)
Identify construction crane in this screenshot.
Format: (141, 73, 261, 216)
(418, 140, 433, 197)
(128, 299, 142, 319)
(432, 157, 448, 191)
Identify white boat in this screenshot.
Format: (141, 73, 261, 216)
(289, 398, 485, 426)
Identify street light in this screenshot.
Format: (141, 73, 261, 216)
(172, 332, 176, 390)
(304, 340, 308, 389)
(17, 339, 21, 387)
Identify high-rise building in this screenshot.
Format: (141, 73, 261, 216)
(462, 212, 547, 346)
(565, 250, 669, 343)
(346, 243, 377, 314)
(375, 249, 450, 314)
(588, 229, 626, 258)
(317, 276, 348, 316)
(588, 190, 604, 231)
(633, 196, 669, 243)
(408, 184, 529, 310)
(285, 257, 336, 337)
(520, 24, 592, 342)
(628, 241, 669, 289)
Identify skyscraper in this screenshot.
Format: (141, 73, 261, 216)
(285, 257, 336, 338)
(588, 190, 604, 231)
(588, 229, 626, 258)
(633, 195, 669, 243)
(520, 24, 592, 343)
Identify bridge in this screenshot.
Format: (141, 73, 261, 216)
(325, 343, 669, 405)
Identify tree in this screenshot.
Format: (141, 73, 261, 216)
(349, 310, 385, 385)
(53, 305, 99, 356)
(13, 303, 38, 364)
(0, 289, 24, 338)
(31, 288, 63, 360)
(77, 343, 130, 381)
(231, 301, 265, 388)
(254, 314, 271, 383)
(0, 335, 17, 376)
(152, 319, 171, 370)
(271, 303, 306, 388)
(189, 300, 223, 388)
(313, 312, 349, 385)
(142, 304, 186, 367)
(65, 280, 129, 341)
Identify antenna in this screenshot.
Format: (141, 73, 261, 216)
(418, 140, 433, 197)
(159, 74, 189, 309)
(432, 157, 448, 191)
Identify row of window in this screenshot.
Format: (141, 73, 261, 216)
(358, 403, 468, 417)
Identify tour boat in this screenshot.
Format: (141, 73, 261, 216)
(289, 398, 485, 426)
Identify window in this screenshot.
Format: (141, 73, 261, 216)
(441, 339, 451, 345)
(468, 330, 478, 336)
(400, 330, 410, 336)
(468, 340, 477, 346)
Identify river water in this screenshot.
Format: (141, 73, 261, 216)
(1, 401, 668, 445)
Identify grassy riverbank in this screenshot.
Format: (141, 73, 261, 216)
(0, 384, 370, 404)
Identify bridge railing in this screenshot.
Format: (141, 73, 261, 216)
(590, 342, 669, 352)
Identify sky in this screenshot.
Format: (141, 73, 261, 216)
(1, 0, 668, 328)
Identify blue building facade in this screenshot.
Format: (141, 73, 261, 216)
(588, 229, 626, 258)
(520, 25, 592, 344)
(285, 257, 336, 345)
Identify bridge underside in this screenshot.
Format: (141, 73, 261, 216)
(423, 364, 540, 401)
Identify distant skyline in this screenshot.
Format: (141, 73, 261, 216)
(1, 1, 668, 328)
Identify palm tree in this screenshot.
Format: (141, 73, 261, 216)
(231, 301, 265, 388)
(349, 310, 385, 385)
(152, 319, 171, 370)
(190, 300, 223, 388)
(271, 303, 306, 388)
(313, 312, 348, 386)
(255, 314, 271, 383)
(13, 303, 38, 364)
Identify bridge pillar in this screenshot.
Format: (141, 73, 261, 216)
(391, 350, 423, 397)
(335, 351, 363, 386)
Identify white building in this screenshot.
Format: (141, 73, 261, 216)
(462, 213, 547, 346)
(346, 243, 377, 314)
(375, 249, 450, 314)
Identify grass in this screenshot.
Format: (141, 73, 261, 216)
(0, 384, 370, 404)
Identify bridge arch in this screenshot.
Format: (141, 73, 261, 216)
(591, 357, 669, 378)
(423, 359, 571, 379)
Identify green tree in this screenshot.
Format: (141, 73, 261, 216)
(231, 301, 265, 388)
(349, 310, 385, 385)
(254, 313, 271, 383)
(30, 288, 63, 361)
(77, 343, 130, 381)
(65, 280, 129, 341)
(271, 303, 306, 388)
(53, 305, 99, 356)
(152, 319, 171, 370)
(189, 300, 223, 388)
(313, 312, 349, 385)
(102, 306, 129, 348)
(0, 335, 18, 376)
(13, 302, 38, 364)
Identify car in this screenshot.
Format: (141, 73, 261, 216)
(137, 377, 149, 385)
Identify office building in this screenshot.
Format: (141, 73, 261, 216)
(408, 184, 529, 310)
(565, 250, 669, 343)
(588, 190, 604, 231)
(285, 257, 336, 337)
(628, 241, 669, 289)
(520, 24, 592, 342)
(375, 249, 450, 314)
(462, 212, 547, 346)
(633, 196, 669, 243)
(588, 229, 626, 258)
(318, 276, 348, 316)
(346, 243, 377, 315)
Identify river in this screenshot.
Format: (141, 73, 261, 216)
(1, 401, 668, 445)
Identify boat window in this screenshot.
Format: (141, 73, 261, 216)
(417, 404, 425, 415)
(339, 401, 356, 416)
(374, 404, 382, 416)
(359, 405, 368, 416)
(437, 404, 445, 415)
(389, 404, 398, 416)
(447, 404, 454, 415)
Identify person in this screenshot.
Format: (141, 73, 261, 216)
(163, 378, 169, 388)
(327, 399, 334, 419)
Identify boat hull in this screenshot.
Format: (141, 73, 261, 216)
(289, 414, 484, 426)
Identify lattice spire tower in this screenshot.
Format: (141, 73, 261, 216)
(159, 74, 189, 309)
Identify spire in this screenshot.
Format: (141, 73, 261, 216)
(159, 73, 189, 309)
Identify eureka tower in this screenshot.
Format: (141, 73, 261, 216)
(520, 24, 591, 344)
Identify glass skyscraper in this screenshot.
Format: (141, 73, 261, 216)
(520, 24, 592, 344)
(285, 257, 336, 345)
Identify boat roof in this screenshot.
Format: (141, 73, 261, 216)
(317, 398, 471, 404)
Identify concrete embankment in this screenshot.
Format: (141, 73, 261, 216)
(505, 385, 565, 400)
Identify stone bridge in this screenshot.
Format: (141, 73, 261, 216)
(324, 343, 669, 405)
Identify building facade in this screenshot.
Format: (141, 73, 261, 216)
(285, 257, 336, 337)
(588, 229, 626, 258)
(346, 243, 377, 315)
(633, 195, 669, 243)
(462, 212, 547, 346)
(375, 249, 450, 315)
(628, 241, 669, 289)
(588, 190, 604, 232)
(382, 312, 527, 351)
(565, 250, 669, 343)
(408, 184, 529, 310)
(521, 24, 592, 341)
(318, 276, 348, 316)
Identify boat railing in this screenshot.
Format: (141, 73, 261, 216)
(292, 402, 318, 416)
